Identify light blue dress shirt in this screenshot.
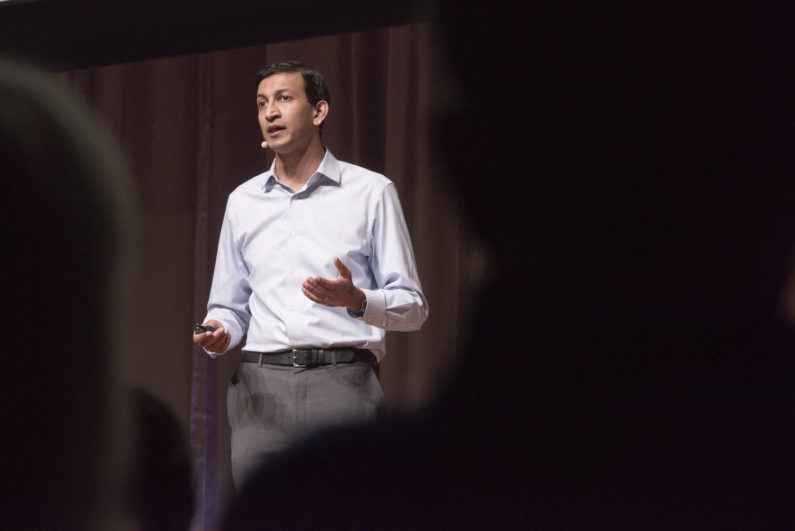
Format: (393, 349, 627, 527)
(204, 149, 428, 361)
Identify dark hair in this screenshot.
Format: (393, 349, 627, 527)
(256, 60, 330, 106)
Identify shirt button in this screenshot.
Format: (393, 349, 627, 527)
(290, 306, 296, 312)
(290, 231, 297, 238)
(291, 340, 299, 346)
(289, 268, 295, 276)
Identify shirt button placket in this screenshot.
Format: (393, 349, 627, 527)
(284, 195, 301, 344)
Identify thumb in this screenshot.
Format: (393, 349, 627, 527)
(334, 256, 351, 279)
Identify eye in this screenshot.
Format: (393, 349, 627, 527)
(257, 100, 266, 108)
(279, 94, 292, 101)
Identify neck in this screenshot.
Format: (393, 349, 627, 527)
(275, 138, 325, 190)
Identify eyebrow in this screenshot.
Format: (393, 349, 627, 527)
(256, 88, 294, 99)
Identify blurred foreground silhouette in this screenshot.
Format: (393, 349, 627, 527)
(226, 3, 793, 528)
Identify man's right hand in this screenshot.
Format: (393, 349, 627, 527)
(193, 319, 231, 355)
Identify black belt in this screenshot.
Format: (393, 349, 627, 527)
(241, 348, 376, 368)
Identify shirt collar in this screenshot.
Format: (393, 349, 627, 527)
(262, 148, 341, 193)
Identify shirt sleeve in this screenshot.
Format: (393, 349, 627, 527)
(204, 201, 252, 353)
(357, 183, 428, 331)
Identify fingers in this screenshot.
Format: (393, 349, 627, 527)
(301, 257, 355, 307)
(302, 279, 333, 305)
(333, 256, 352, 280)
(193, 324, 231, 353)
(301, 283, 322, 303)
(211, 331, 231, 353)
(307, 275, 334, 290)
(203, 331, 230, 353)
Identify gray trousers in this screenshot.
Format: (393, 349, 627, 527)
(227, 361, 385, 488)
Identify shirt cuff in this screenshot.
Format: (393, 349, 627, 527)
(354, 288, 386, 328)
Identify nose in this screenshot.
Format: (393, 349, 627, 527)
(264, 101, 280, 121)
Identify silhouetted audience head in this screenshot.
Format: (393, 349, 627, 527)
(434, 4, 795, 525)
(224, 3, 795, 529)
(130, 387, 195, 531)
(0, 56, 136, 528)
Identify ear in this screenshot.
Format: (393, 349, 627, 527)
(312, 100, 329, 127)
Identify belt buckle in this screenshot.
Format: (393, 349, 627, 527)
(291, 348, 308, 368)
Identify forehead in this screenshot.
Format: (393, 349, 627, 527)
(257, 71, 304, 97)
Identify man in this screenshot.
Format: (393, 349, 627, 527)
(193, 61, 428, 486)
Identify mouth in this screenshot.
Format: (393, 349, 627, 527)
(267, 125, 285, 136)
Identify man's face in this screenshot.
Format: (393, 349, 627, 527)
(256, 72, 323, 154)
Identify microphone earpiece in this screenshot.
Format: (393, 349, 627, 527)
(261, 141, 268, 149)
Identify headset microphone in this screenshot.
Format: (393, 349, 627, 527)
(261, 141, 268, 149)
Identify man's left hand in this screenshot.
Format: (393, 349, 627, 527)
(302, 257, 365, 310)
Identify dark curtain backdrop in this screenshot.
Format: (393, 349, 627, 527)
(57, 22, 484, 529)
